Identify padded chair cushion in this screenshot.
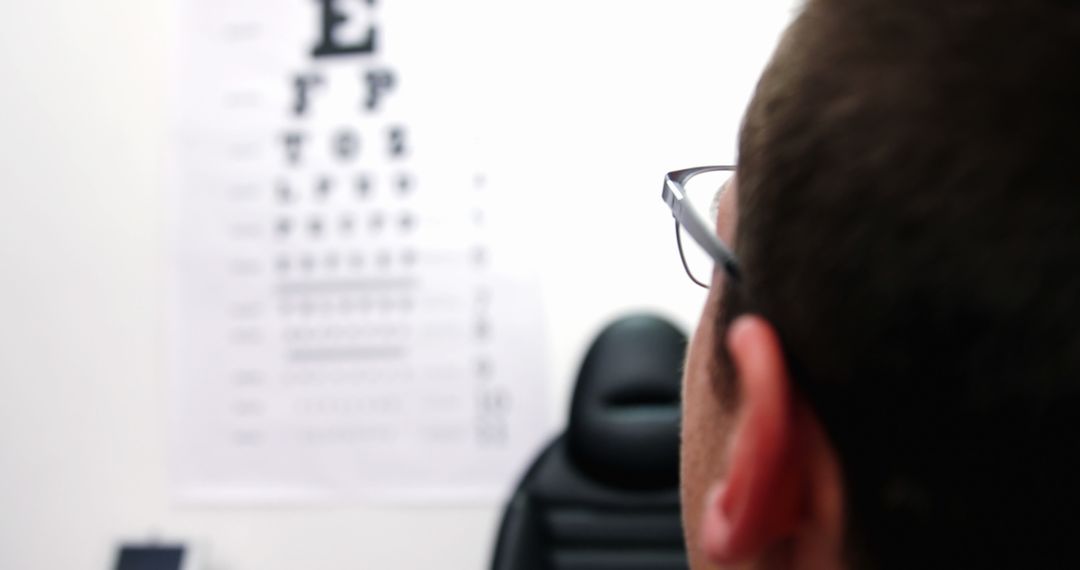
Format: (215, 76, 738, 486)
(493, 438, 687, 570)
(567, 315, 686, 489)
(492, 314, 689, 570)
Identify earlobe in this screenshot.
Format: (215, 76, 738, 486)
(699, 482, 735, 562)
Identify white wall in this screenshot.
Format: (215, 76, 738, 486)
(0, 1, 798, 569)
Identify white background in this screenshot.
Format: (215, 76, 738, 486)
(0, 1, 798, 568)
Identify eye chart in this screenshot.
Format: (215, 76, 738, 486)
(169, 0, 548, 503)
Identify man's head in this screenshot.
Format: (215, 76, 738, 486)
(681, 0, 1080, 568)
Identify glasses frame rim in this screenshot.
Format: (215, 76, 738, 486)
(661, 165, 741, 287)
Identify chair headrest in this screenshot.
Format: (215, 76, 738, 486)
(567, 314, 687, 489)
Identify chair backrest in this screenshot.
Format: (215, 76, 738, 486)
(491, 314, 689, 570)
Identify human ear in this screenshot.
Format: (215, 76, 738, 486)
(697, 315, 805, 564)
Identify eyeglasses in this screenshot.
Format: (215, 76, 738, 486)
(661, 165, 741, 288)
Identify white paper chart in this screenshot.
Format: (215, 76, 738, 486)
(168, 0, 548, 503)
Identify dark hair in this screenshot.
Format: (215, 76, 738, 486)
(724, 0, 1080, 567)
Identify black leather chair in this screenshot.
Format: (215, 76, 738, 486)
(491, 314, 689, 570)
